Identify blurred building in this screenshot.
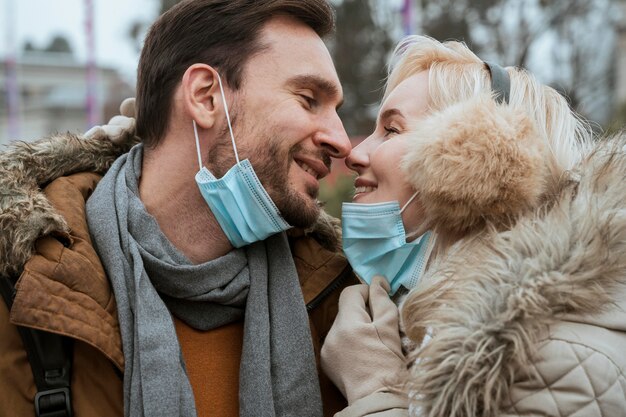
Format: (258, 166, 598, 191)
(0, 49, 134, 144)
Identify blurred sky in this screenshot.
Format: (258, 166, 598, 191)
(0, 0, 159, 81)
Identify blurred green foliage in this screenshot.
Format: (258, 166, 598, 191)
(319, 173, 355, 219)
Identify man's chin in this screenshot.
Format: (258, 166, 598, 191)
(278, 192, 320, 229)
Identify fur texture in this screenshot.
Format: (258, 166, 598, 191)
(301, 206, 343, 253)
(0, 133, 138, 278)
(401, 94, 551, 236)
(402, 134, 626, 416)
(0, 133, 342, 278)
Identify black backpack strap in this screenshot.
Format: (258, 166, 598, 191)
(0, 276, 73, 417)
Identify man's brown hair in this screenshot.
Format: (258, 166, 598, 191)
(136, 0, 335, 148)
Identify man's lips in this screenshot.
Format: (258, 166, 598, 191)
(294, 156, 330, 180)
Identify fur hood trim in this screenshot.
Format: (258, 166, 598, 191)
(300, 207, 343, 253)
(0, 134, 341, 278)
(402, 134, 626, 417)
(401, 93, 551, 236)
(0, 134, 136, 278)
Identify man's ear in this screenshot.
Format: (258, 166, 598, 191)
(181, 64, 223, 129)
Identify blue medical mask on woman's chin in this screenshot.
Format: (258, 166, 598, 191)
(193, 73, 291, 248)
(341, 193, 435, 295)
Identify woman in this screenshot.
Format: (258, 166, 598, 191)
(321, 35, 626, 417)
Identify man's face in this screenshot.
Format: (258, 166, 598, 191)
(207, 16, 351, 229)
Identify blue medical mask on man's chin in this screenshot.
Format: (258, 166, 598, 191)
(193, 73, 291, 248)
(341, 193, 435, 295)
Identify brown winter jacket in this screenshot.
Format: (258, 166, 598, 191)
(0, 134, 356, 417)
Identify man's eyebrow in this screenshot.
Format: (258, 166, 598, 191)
(288, 75, 344, 109)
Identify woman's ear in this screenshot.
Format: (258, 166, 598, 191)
(401, 93, 548, 236)
(181, 64, 223, 129)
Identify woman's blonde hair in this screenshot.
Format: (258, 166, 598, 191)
(385, 35, 593, 174)
(392, 36, 592, 354)
(395, 37, 596, 414)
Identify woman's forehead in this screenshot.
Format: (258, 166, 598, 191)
(379, 71, 430, 119)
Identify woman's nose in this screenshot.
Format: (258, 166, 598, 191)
(345, 136, 373, 172)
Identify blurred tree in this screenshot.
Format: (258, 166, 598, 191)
(413, 0, 619, 127)
(129, 0, 181, 52)
(23, 41, 36, 52)
(46, 35, 73, 54)
(160, 0, 180, 14)
(22, 35, 74, 55)
(415, 0, 472, 45)
(128, 21, 145, 52)
(327, 0, 395, 137)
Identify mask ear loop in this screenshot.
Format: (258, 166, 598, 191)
(215, 72, 240, 165)
(193, 120, 203, 171)
(192, 71, 240, 171)
(400, 191, 423, 241)
(400, 191, 419, 214)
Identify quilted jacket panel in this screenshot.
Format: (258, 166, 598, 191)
(503, 322, 626, 417)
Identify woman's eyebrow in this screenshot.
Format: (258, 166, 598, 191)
(379, 108, 404, 122)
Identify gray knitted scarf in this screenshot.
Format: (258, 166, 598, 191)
(86, 144, 322, 417)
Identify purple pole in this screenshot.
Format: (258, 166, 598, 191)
(5, 0, 19, 140)
(85, 0, 98, 127)
(402, 0, 413, 36)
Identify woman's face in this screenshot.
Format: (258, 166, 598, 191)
(345, 71, 430, 231)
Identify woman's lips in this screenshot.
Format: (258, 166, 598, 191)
(352, 178, 378, 201)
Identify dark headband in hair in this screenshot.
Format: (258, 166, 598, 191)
(484, 61, 510, 104)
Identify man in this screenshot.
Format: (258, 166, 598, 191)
(0, 1, 358, 416)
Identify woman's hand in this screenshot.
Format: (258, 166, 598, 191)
(321, 276, 407, 404)
(84, 98, 136, 145)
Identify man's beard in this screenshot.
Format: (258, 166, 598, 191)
(206, 123, 324, 229)
(255, 141, 322, 228)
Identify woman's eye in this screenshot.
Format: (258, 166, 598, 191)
(384, 126, 400, 137)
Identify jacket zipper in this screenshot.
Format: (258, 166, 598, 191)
(305, 265, 353, 312)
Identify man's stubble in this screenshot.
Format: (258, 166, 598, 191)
(205, 111, 323, 229)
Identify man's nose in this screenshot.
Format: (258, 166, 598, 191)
(313, 114, 352, 158)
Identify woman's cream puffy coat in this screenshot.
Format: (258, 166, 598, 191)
(397, 95, 626, 417)
(401, 135, 626, 417)
(337, 95, 626, 417)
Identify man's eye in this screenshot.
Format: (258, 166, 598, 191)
(300, 94, 317, 108)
